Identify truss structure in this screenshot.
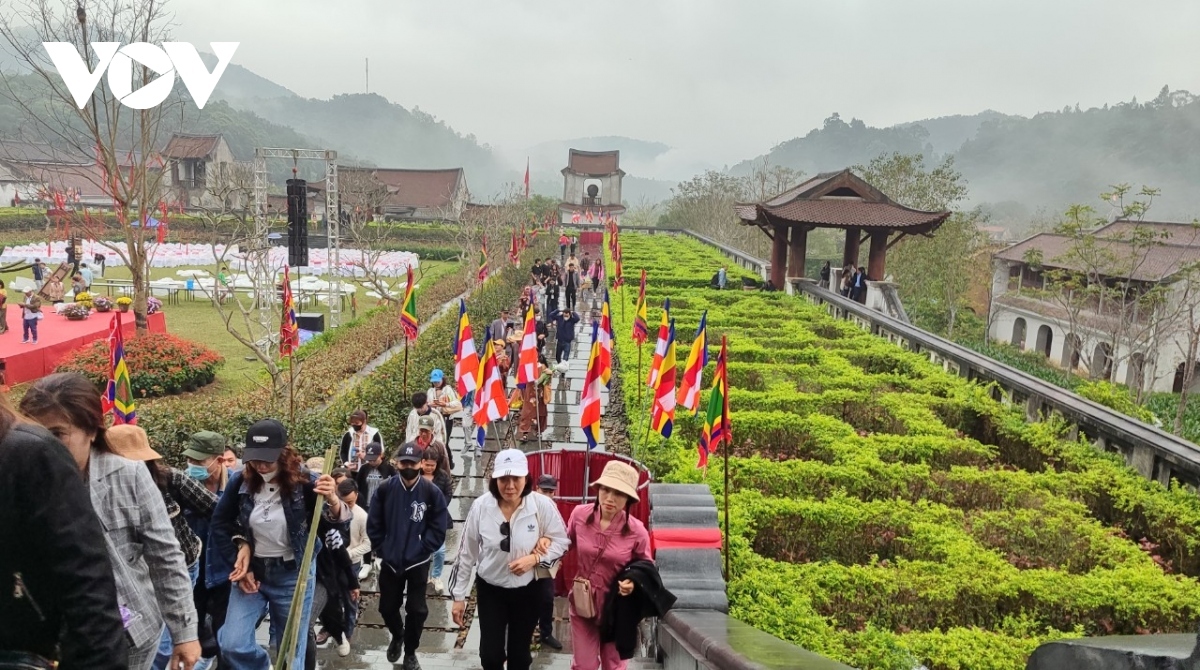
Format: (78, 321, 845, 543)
(252, 148, 341, 334)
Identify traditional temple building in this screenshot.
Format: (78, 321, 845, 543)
(734, 169, 951, 295)
(560, 149, 626, 223)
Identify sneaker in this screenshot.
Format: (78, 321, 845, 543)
(402, 653, 421, 670)
(336, 634, 351, 657)
(541, 634, 563, 650)
(359, 563, 372, 580)
(386, 637, 403, 663)
(315, 630, 332, 647)
(432, 577, 445, 595)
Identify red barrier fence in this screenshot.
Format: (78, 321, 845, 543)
(524, 448, 652, 596)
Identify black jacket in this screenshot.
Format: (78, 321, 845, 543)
(355, 460, 398, 511)
(366, 475, 449, 573)
(600, 560, 676, 660)
(0, 424, 128, 669)
(550, 310, 581, 342)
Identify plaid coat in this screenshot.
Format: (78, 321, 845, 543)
(89, 449, 198, 651)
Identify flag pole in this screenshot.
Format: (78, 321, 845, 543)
(403, 339, 410, 400)
(288, 358, 296, 429)
(723, 430, 731, 581)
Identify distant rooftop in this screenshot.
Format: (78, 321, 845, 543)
(565, 149, 621, 176)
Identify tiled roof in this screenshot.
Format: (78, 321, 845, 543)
(566, 149, 620, 175)
(1093, 220, 1200, 248)
(995, 232, 1200, 282)
(371, 168, 464, 208)
(736, 169, 950, 231)
(162, 134, 221, 160)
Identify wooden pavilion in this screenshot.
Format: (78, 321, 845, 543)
(734, 169, 951, 290)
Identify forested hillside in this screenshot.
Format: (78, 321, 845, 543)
(734, 87, 1200, 226)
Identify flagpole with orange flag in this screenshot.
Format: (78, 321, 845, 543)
(400, 265, 419, 399)
(632, 269, 649, 411)
(645, 318, 677, 454)
(280, 265, 300, 427)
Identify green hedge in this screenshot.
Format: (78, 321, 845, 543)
(605, 232, 1200, 670)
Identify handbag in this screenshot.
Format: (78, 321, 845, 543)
(571, 530, 614, 620)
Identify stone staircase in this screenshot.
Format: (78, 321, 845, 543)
(302, 305, 661, 669)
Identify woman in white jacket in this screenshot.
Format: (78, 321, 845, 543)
(448, 450, 568, 670)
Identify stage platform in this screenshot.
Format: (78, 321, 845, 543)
(0, 306, 166, 386)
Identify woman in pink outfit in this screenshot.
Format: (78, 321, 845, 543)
(566, 461, 651, 670)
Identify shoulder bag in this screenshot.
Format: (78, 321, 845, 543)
(571, 524, 614, 620)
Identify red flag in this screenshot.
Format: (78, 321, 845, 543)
(279, 266, 299, 357)
(156, 220, 167, 244)
(524, 158, 530, 199)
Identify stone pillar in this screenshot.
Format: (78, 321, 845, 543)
(867, 230, 889, 280)
(788, 226, 808, 279)
(771, 223, 787, 289)
(842, 226, 861, 267)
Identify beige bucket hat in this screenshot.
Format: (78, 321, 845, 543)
(591, 460, 640, 503)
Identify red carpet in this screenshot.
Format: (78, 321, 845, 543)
(0, 307, 167, 385)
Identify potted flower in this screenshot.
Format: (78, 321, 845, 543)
(116, 296, 133, 313)
(61, 303, 90, 321)
(74, 291, 93, 309)
(147, 296, 163, 315)
(92, 295, 114, 313)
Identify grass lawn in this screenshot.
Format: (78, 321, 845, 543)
(0, 258, 457, 396)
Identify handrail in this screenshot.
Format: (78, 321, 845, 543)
(799, 282, 1200, 473)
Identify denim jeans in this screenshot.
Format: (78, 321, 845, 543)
(151, 561, 206, 670)
(219, 557, 316, 670)
(21, 318, 36, 342)
(430, 543, 446, 579)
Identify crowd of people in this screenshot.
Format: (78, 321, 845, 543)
(0, 236, 675, 670)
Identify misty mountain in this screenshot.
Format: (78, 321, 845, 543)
(733, 88, 1200, 224)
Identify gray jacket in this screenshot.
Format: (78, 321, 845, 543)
(89, 449, 198, 650)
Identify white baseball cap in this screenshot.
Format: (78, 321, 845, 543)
(492, 449, 529, 479)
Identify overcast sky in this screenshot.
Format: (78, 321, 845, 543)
(170, 0, 1200, 169)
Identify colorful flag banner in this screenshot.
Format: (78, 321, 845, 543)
(697, 335, 731, 468)
(650, 320, 677, 438)
(646, 298, 671, 387)
(473, 339, 510, 445)
(280, 265, 299, 357)
(598, 290, 613, 387)
(400, 266, 419, 341)
(453, 299, 480, 403)
(104, 312, 136, 425)
(516, 305, 538, 388)
(676, 311, 708, 414)
(581, 321, 603, 449)
(632, 270, 649, 346)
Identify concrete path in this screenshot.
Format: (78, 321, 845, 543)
(299, 306, 648, 669)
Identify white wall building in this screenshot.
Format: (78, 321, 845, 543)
(988, 220, 1200, 394)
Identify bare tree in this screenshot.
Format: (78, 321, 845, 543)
(337, 168, 407, 302)
(0, 0, 183, 331)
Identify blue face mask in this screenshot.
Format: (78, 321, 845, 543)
(186, 464, 210, 481)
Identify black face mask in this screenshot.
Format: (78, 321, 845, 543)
(352, 424, 363, 432)
(399, 467, 420, 481)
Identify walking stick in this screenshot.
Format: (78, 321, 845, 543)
(274, 445, 337, 669)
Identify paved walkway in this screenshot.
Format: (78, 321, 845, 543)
(303, 301, 650, 669)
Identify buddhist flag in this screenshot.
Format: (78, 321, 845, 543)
(516, 305, 538, 388)
(676, 311, 708, 414)
(646, 298, 670, 387)
(612, 245, 624, 289)
(509, 230, 520, 265)
(400, 266, 419, 341)
(473, 339, 509, 444)
(581, 321, 603, 449)
(453, 299, 479, 403)
(598, 290, 613, 388)
(571, 210, 581, 224)
(650, 320, 677, 438)
(477, 237, 489, 282)
(632, 270, 649, 346)
(698, 335, 731, 468)
(279, 265, 299, 357)
(104, 312, 136, 425)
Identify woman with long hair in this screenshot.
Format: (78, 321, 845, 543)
(0, 389, 127, 669)
(19, 372, 200, 670)
(565, 461, 652, 670)
(209, 419, 348, 669)
(449, 449, 568, 670)
(420, 443, 454, 595)
(106, 425, 219, 670)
